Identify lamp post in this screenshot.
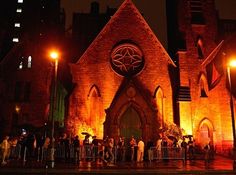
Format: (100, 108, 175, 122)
(49, 50, 59, 168)
(227, 59, 236, 171)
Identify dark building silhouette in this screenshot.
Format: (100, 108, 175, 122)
(70, 1, 116, 62)
(0, 0, 65, 61)
(0, 0, 17, 60)
(0, 0, 66, 138)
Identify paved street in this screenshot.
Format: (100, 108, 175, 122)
(0, 155, 235, 174)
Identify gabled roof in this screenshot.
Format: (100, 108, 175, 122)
(201, 40, 224, 67)
(76, 0, 176, 67)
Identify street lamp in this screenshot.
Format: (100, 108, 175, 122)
(49, 50, 59, 168)
(227, 59, 236, 171)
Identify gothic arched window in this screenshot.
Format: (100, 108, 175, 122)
(199, 74, 208, 97)
(88, 85, 101, 134)
(154, 86, 164, 127)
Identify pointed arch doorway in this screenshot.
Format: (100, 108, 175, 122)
(119, 106, 142, 140)
(198, 119, 214, 147)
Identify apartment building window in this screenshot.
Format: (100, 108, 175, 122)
(27, 56, 32, 68)
(14, 23, 21, 28)
(13, 38, 19, 42)
(18, 56, 33, 69)
(16, 8, 22, 13)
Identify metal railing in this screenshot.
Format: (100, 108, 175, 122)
(4, 144, 188, 165)
(5, 144, 116, 164)
(149, 147, 185, 164)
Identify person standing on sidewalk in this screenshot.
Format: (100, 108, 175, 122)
(156, 137, 162, 161)
(1, 135, 10, 165)
(130, 136, 137, 162)
(107, 137, 114, 165)
(181, 138, 187, 161)
(137, 138, 144, 162)
(204, 142, 211, 168)
(92, 136, 99, 163)
(188, 139, 194, 160)
(73, 135, 80, 163)
(147, 140, 154, 162)
(117, 137, 125, 162)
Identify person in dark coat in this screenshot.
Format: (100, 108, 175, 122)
(73, 135, 80, 163)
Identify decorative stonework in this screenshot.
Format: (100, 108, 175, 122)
(110, 43, 144, 76)
(126, 86, 136, 98)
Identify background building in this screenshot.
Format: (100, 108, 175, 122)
(0, 0, 66, 138)
(71, 1, 116, 60)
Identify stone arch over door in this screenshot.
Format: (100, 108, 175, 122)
(104, 100, 152, 143)
(103, 80, 157, 143)
(198, 118, 214, 147)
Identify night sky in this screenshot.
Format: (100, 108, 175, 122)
(61, 0, 236, 49)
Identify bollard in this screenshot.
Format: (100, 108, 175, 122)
(50, 148, 55, 168)
(18, 145, 21, 160)
(23, 147, 27, 165)
(75, 151, 77, 164)
(41, 148, 43, 162)
(37, 147, 40, 162)
(114, 146, 117, 164)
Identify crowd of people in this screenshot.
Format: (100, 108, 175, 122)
(0, 132, 214, 166)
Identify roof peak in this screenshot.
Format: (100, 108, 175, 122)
(76, 0, 176, 67)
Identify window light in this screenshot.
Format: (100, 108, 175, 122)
(27, 56, 32, 68)
(19, 61, 23, 69)
(13, 38, 19, 42)
(18, 0, 23, 3)
(16, 8, 22, 13)
(14, 23, 21, 27)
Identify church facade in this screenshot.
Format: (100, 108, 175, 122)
(67, 0, 236, 154)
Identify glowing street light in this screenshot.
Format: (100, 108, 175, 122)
(50, 51, 59, 60)
(227, 57, 236, 171)
(49, 50, 59, 168)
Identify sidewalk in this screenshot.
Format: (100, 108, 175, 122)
(0, 155, 235, 174)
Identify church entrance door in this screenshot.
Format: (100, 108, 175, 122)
(119, 106, 142, 141)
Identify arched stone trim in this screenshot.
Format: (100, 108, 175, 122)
(153, 86, 165, 127)
(198, 117, 215, 131)
(153, 86, 165, 98)
(87, 84, 101, 98)
(114, 101, 147, 127)
(197, 117, 215, 146)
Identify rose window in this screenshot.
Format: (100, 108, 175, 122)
(110, 43, 144, 76)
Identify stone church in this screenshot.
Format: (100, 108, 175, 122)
(67, 0, 236, 153)
(0, 0, 235, 155)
